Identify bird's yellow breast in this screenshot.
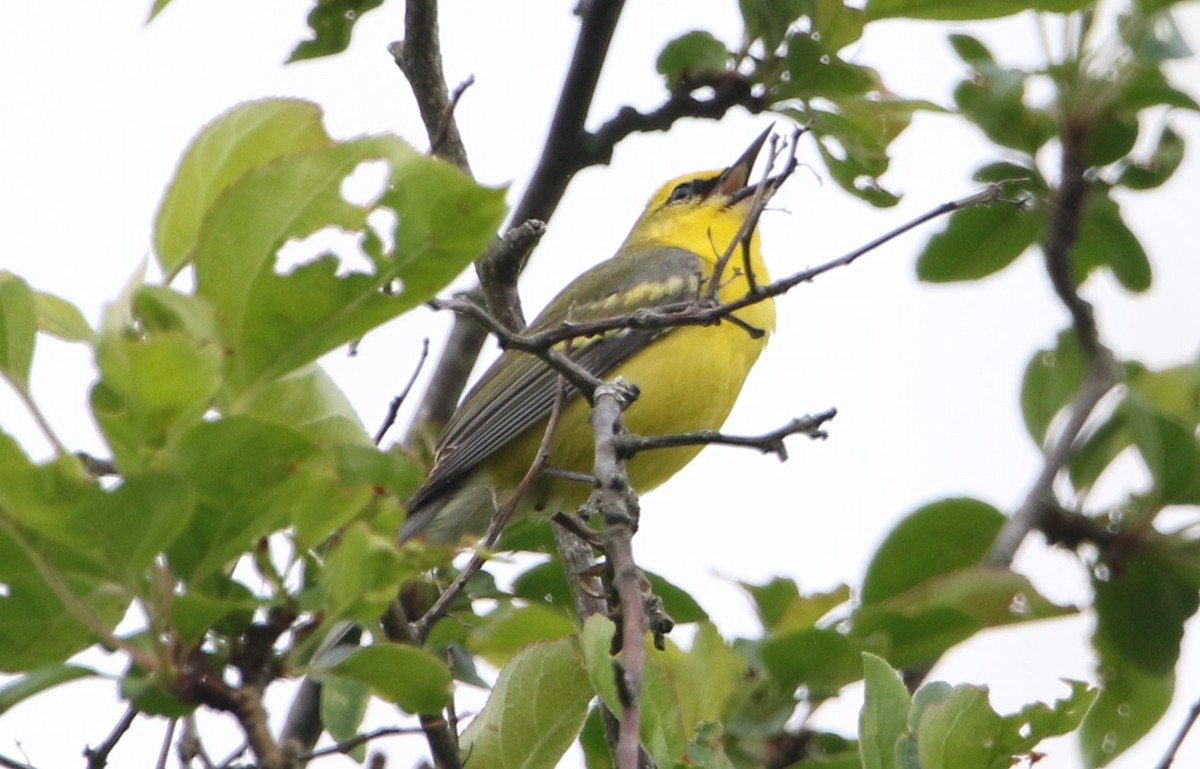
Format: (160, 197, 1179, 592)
(488, 227, 774, 517)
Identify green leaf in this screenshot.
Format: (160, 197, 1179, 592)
(1119, 65, 1200, 112)
(1123, 398, 1200, 505)
(867, 0, 1093, 20)
(739, 0, 807, 50)
(1020, 330, 1087, 446)
(1073, 193, 1151, 291)
(916, 202, 1044, 283)
(853, 569, 1074, 669)
(1120, 124, 1186, 190)
(154, 99, 332, 276)
(319, 522, 411, 623)
(469, 604, 577, 668)
(655, 623, 744, 736)
(120, 668, 195, 717)
(812, 0, 867, 52)
(321, 675, 372, 761)
(1010, 680, 1099, 754)
(685, 721, 740, 769)
(641, 658, 687, 768)
(0, 272, 37, 392)
(953, 69, 1055, 154)
(795, 104, 903, 206)
(0, 526, 130, 671)
(192, 130, 505, 396)
(0, 663, 97, 714)
(947, 34, 994, 65)
(1093, 555, 1200, 675)
(1129, 363, 1200, 423)
(331, 643, 452, 714)
(861, 498, 1005, 604)
(1120, 8, 1193, 63)
(167, 417, 317, 582)
(335, 444, 423, 494)
(779, 33, 875, 100)
(860, 654, 911, 769)
(1085, 111, 1139, 167)
(28, 472, 194, 588)
(580, 614, 620, 713)
(170, 590, 258, 642)
(580, 705, 614, 769)
(91, 327, 223, 471)
(33, 291, 94, 343)
(238, 364, 371, 448)
(1081, 639, 1174, 767)
(743, 577, 850, 633)
(657, 31, 730, 86)
(759, 625, 862, 697)
(644, 570, 709, 624)
(462, 637, 594, 769)
(146, 0, 173, 22)
(915, 685, 1002, 768)
(289, 0, 385, 62)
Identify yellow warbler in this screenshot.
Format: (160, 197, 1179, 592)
(401, 129, 781, 543)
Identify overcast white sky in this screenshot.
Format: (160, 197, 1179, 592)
(2, 2, 1199, 767)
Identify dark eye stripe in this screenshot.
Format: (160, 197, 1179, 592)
(666, 176, 719, 204)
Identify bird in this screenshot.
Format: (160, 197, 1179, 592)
(400, 128, 785, 544)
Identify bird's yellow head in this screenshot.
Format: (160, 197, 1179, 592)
(619, 127, 777, 257)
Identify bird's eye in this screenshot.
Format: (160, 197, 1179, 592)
(666, 181, 694, 204)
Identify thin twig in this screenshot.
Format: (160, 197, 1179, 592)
(707, 128, 802, 301)
(428, 296, 606, 401)
(430, 75, 475, 157)
(438, 187, 1001, 358)
(297, 727, 424, 762)
(984, 363, 1113, 566)
(154, 719, 175, 769)
(614, 409, 837, 462)
(0, 754, 37, 769)
(374, 339, 430, 445)
(84, 707, 137, 769)
(410, 373, 572, 642)
(75, 452, 117, 477)
(1156, 697, 1200, 769)
(177, 716, 214, 769)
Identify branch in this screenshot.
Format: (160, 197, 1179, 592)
(584, 72, 765, 168)
(84, 707, 137, 769)
(429, 295, 606, 401)
(0, 754, 37, 769)
(474, 219, 547, 331)
(181, 653, 291, 769)
(374, 338, 430, 445)
(441, 187, 1001, 358)
(615, 409, 836, 462)
(155, 719, 176, 769)
(389, 0, 470, 174)
(1157, 697, 1200, 769)
(296, 727, 424, 762)
(584, 380, 648, 769)
(984, 117, 1115, 567)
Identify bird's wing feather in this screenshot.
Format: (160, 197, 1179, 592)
(406, 245, 703, 513)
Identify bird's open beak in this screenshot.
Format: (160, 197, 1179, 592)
(714, 126, 773, 198)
